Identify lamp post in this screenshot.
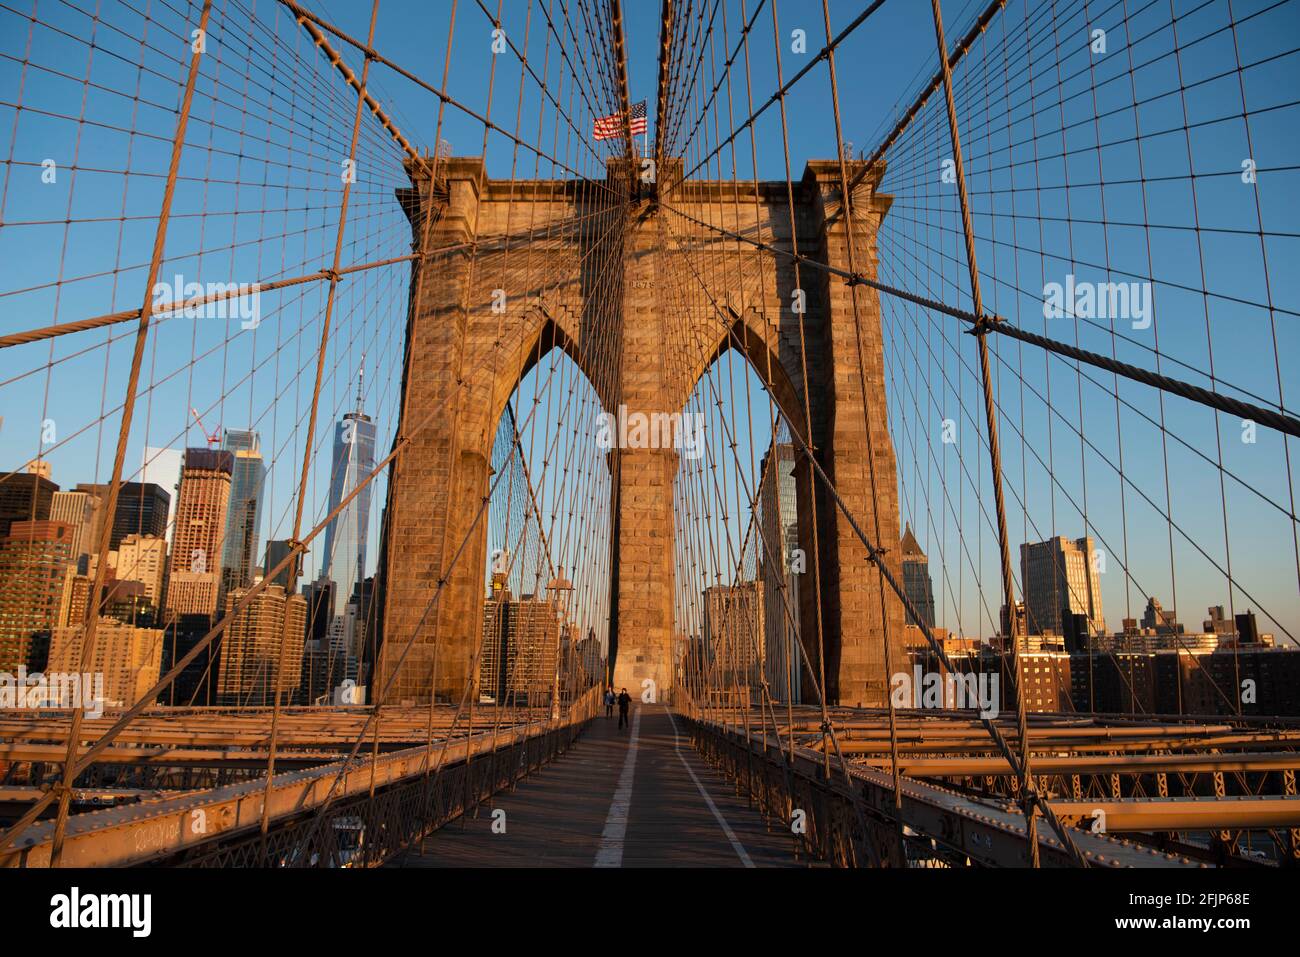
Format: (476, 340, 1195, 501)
(548, 569, 574, 720)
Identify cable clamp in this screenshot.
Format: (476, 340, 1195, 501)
(1021, 785, 1043, 813)
(967, 312, 1003, 336)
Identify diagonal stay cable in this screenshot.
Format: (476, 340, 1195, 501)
(658, 200, 1300, 440)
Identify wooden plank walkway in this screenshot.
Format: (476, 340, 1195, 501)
(394, 704, 807, 868)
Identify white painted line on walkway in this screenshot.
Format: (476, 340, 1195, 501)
(666, 708, 754, 868)
(593, 705, 641, 867)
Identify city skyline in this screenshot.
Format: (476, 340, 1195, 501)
(2, 1, 1296, 652)
(0, 0, 1295, 885)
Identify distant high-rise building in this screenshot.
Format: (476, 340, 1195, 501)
(702, 581, 765, 687)
(141, 446, 183, 545)
(899, 523, 936, 630)
(115, 482, 171, 546)
(48, 617, 164, 708)
(216, 584, 308, 706)
(161, 614, 221, 706)
(1204, 605, 1235, 636)
(1000, 600, 1027, 639)
(321, 369, 376, 615)
(60, 573, 156, 632)
(303, 577, 336, 645)
(1020, 536, 1104, 637)
(1235, 609, 1261, 645)
(759, 443, 801, 703)
(262, 539, 295, 589)
(220, 429, 266, 598)
(298, 636, 359, 705)
(49, 490, 96, 570)
(0, 471, 57, 536)
(75, 481, 170, 550)
(0, 520, 74, 672)
(1140, 596, 1181, 634)
(115, 533, 167, 606)
(25, 459, 52, 480)
(349, 576, 376, 667)
(574, 629, 604, 686)
(479, 580, 561, 706)
(164, 449, 232, 618)
(996, 647, 1073, 713)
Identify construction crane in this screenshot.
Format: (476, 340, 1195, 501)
(190, 407, 222, 448)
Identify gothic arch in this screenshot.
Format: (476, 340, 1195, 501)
(487, 304, 611, 444)
(681, 305, 811, 447)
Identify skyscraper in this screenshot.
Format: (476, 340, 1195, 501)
(216, 584, 308, 706)
(161, 614, 220, 706)
(0, 520, 74, 672)
(702, 581, 765, 688)
(298, 632, 359, 705)
(302, 577, 336, 644)
(59, 573, 152, 631)
(115, 533, 167, 607)
(0, 471, 56, 537)
(48, 617, 164, 708)
(899, 523, 936, 630)
(758, 443, 801, 703)
(220, 429, 266, 598)
(479, 579, 561, 706)
(348, 575, 376, 668)
(1020, 536, 1105, 638)
(74, 481, 170, 550)
(321, 369, 376, 616)
(262, 539, 295, 589)
(164, 449, 233, 618)
(141, 446, 183, 545)
(49, 490, 96, 571)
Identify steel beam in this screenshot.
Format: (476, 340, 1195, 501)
(1, 713, 589, 868)
(1051, 797, 1300, 833)
(689, 718, 1204, 867)
(852, 752, 1300, 777)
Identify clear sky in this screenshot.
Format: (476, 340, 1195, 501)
(0, 0, 1295, 644)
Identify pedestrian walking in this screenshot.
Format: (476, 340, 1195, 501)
(617, 687, 632, 730)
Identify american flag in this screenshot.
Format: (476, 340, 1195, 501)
(593, 100, 647, 141)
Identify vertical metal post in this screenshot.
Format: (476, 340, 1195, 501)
(929, 0, 1040, 866)
(47, 0, 214, 867)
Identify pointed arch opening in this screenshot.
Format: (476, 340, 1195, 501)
(672, 338, 810, 706)
(479, 339, 613, 705)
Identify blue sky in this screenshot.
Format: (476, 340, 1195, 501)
(0, 0, 1295, 645)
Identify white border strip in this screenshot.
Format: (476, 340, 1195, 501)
(667, 709, 754, 867)
(593, 706, 641, 867)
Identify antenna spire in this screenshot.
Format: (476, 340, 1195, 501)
(355, 354, 365, 415)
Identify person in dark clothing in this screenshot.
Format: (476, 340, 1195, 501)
(617, 688, 632, 730)
(604, 688, 615, 718)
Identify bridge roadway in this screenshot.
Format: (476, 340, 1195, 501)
(395, 704, 805, 867)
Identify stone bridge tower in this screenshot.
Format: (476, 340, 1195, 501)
(376, 155, 905, 709)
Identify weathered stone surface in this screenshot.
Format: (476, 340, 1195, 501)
(379, 157, 904, 707)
